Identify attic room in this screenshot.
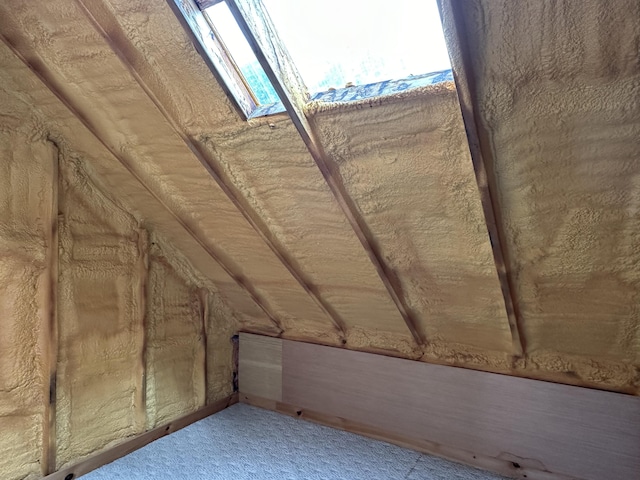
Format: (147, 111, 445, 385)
(0, 0, 638, 479)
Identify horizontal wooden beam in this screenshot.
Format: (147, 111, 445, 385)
(43, 393, 238, 480)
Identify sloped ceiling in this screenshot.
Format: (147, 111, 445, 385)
(0, 0, 637, 394)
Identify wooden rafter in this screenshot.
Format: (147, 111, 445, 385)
(0, 32, 284, 336)
(198, 288, 210, 406)
(437, 0, 526, 358)
(76, 0, 348, 340)
(43, 137, 60, 475)
(226, 0, 426, 346)
(135, 228, 149, 433)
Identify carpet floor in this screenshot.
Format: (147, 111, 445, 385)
(82, 403, 508, 479)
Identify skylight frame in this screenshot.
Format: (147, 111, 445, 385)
(173, 0, 452, 119)
(170, 0, 260, 118)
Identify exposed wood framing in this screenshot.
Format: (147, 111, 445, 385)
(226, 0, 425, 346)
(438, 0, 526, 359)
(195, 0, 225, 11)
(43, 137, 61, 475)
(0, 33, 284, 336)
(78, 0, 348, 339)
(198, 288, 210, 406)
(43, 393, 238, 480)
(135, 228, 149, 433)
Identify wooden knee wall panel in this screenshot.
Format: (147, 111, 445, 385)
(238, 333, 640, 480)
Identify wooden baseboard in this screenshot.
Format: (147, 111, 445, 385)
(44, 393, 238, 480)
(240, 393, 571, 480)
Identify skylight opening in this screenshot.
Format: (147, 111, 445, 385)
(182, 0, 452, 118)
(261, 0, 451, 94)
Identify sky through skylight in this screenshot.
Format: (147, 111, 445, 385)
(205, 0, 451, 105)
(262, 0, 451, 93)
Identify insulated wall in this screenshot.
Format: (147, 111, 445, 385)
(0, 125, 54, 480)
(0, 107, 237, 479)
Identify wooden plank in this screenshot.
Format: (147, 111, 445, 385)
(282, 340, 640, 480)
(226, 0, 425, 346)
(238, 333, 282, 401)
(0, 31, 284, 336)
(43, 137, 61, 475)
(437, 0, 525, 358)
(77, 0, 347, 339)
(43, 393, 238, 480)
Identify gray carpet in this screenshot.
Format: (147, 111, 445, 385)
(83, 403, 508, 479)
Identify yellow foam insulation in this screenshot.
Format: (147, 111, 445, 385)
(0, 0, 343, 343)
(56, 150, 145, 468)
(310, 86, 515, 368)
(1, 6, 639, 477)
(146, 232, 239, 421)
(450, 0, 640, 391)
(0, 123, 52, 480)
(0, 54, 240, 477)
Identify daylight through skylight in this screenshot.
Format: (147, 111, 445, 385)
(262, 0, 451, 93)
(198, 0, 452, 115)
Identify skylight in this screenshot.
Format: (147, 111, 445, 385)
(182, 0, 452, 118)
(261, 0, 451, 93)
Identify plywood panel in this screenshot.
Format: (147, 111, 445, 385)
(239, 333, 282, 401)
(239, 336, 640, 480)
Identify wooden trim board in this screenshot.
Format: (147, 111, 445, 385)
(238, 333, 640, 480)
(43, 393, 238, 480)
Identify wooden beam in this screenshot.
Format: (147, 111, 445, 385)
(437, 0, 526, 359)
(135, 227, 149, 433)
(227, 0, 425, 346)
(198, 288, 210, 406)
(43, 137, 61, 475)
(43, 393, 238, 480)
(0, 32, 284, 336)
(77, 0, 348, 339)
(195, 0, 224, 11)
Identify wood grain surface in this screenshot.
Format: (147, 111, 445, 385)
(239, 334, 640, 480)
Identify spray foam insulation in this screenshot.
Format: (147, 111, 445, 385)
(0, 47, 239, 479)
(56, 151, 145, 467)
(0, 3, 639, 476)
(0, 124, 52, 480)
(449, 0, 640, 389)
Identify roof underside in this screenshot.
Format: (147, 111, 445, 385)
(0, 0, 638, 393)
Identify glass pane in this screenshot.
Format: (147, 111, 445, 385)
(262, 0, 451, 94)
(205, 2, 280, 105)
